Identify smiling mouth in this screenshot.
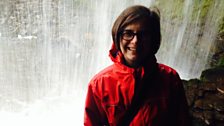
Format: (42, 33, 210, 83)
(128, 47, 137, 51)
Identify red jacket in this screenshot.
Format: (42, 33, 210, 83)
(84, 45, 191, 126)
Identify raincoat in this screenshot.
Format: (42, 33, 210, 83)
(84, 44, 191, 126)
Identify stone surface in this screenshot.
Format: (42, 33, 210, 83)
(183, 67, 224, 126)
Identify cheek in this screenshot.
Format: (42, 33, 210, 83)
(119, 40, 127, 51)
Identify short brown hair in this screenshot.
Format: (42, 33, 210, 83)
(112, 5, 161, 54)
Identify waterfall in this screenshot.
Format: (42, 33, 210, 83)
(0, 0, 223, 125)
(156, 0, 224, 79)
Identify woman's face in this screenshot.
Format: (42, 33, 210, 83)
(119, 18, 152, 68)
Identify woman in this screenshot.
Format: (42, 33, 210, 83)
(84, 5, 191, 126)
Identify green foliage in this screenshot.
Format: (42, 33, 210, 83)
(218, 16, 224, 34)
(155, 0, 215, 24)
(217, 56, 224, 66)
(170, 0, 184, 20)
(191, 0, 213, 24)
(153, 0, 184, 20)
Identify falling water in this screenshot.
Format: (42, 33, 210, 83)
(0, 0, 223, 125)
(156, 0, 224, 79)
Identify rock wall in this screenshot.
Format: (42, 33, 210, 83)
(183, 67, 224, 126)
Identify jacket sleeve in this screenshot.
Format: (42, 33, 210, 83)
(172, 73, 193, 126)
(84, 82, 108, 126)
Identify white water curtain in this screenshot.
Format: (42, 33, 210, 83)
(0, 0, 223, 125)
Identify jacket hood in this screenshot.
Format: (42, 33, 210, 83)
(109, 43, 122, 63)
(108, 42, 158, 74)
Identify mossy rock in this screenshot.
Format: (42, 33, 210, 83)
(200, 66, 224, 82)
(217, 56, 224, 66)
(192, 118, 208, 126)
(209, 32, 224, 67)
(183, 79, 201, 87)
(218, 15, 224, 34)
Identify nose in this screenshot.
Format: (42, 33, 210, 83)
(131, 34, 138, 44)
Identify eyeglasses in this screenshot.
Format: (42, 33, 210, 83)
(120, 30, 150, 41)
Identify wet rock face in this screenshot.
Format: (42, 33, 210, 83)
(200, 67, 224, 83)
(183, 67, 224, 126)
